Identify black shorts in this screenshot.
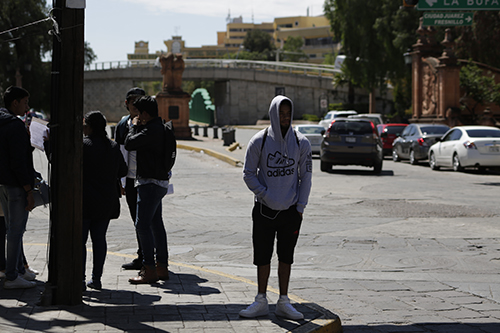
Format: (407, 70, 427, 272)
(252, 202, 303, 266)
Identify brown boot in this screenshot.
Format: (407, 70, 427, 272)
(156, 263, 169, 280)
(128, 265, 158, 284)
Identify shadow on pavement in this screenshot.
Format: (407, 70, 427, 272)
(342, 323, 500, 333)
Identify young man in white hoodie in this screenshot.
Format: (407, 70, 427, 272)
(241, 95, 312, 320)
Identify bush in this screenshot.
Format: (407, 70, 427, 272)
(302, 114, 320, 122)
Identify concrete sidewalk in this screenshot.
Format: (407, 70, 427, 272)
(0, 127, 342, 333)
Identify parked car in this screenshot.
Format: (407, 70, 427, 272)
(428, 126, 500, 172)
(294, 124, 325, 155)
(318, 110, 357, 128)
(348, 113, 384, 126)
(392, 123, 450, 164)
(320, 118, 383, 173)
(377, 123, 408, 156)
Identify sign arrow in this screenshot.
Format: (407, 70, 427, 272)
(426, 0, 438, 7)
(465, 16, 472, 23)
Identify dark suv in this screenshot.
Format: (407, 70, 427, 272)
(320, 119, 383, 173)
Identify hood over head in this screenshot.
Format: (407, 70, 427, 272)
(268, 95, 294, 141)
(0, 107, 18, 127)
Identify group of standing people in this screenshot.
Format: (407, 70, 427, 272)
(83, 88, 172, 289)
(1, 86, 312, 321)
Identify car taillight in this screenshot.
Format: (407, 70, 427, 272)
(463, 141, 477, 149)
(371, 122, 378, 140)
(325, 120, 335, 138)
(418, 138, 425, 146)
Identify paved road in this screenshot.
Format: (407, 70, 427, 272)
(6, 127, 500, 332)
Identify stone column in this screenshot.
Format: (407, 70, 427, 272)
(437, 29, 460, 120)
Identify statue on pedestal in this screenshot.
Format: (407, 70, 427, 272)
(160, 52, 185, 94)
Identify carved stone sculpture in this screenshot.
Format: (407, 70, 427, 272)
(160, 52, 185, 93)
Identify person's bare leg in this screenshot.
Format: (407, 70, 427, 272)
(258, 264, 271, 294)
(278, 262, 291, 296)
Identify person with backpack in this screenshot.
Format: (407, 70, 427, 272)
(124, 96, 172, 284)
(241, 95, 312, 320)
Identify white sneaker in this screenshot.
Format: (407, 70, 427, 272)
(19, 270, 36, 281)
(4, 276, 36, 289)
(239, 294, 269, 318)
(275, 296, 304, 320)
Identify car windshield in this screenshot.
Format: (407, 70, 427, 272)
(297, 126, 324, 134)
(384, 126, 406, 135)
(420, 126, 449, 135)
(331, 121, 373, 135)
(466, 129, 500, 138)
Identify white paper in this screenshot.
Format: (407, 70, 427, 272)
(30, 118, 49, 151)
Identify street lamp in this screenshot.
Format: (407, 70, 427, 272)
(403, 49, 412, 66)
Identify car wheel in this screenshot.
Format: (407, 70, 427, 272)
(373, 161, 383, 174)
(453, 153, 464, 172)
(320, 161, 332, 172)
(409, 150, 418, 165)
(392, 149, 400, 162)
(429, 152, 440, 171)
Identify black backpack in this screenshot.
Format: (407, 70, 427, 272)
(163, 120, 177, 173)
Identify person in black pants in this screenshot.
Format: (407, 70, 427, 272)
(82, 111, 127, 290)
(115, 87, 146, 270)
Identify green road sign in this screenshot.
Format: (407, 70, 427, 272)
(422, 12, 473, 26)
(417, 0, 500, 11)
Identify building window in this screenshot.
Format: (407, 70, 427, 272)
(295, 21, 299, 26)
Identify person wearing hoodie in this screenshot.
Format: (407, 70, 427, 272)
(241, 95, 312, 320)
(0, 86, 36, 289)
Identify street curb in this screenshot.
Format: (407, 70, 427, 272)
(177, 143, 244, 167)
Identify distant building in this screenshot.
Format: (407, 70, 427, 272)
(127, 15, 339, 64)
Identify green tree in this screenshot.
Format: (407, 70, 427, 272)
(242, 29, 275, 61)
(454, 12, 500, 69)
(282, 36, 308, 62)
(459, 62, 500, 122)
(84, 41, 97, 67)
(324, 0, 421, 114)
(0, 0, 52, 111)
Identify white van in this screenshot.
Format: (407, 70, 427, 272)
(319, 110, 358, 128)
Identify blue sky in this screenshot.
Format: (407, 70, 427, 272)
(84, 0, 327, 64)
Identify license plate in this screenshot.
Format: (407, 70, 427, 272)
(345, 137, 356, 143)
(489, 146, 499, 153)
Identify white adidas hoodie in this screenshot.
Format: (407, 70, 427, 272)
(243, 95, 312, 213)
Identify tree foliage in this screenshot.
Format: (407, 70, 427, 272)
(454, 12, 500, 69)
(324, 0, 421, 91)
(282, 36, 308, 62)
(459, 62, 500, 121)
(242, 29, 275, 61)
(0, 0, 52, 110)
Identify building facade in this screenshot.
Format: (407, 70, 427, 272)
(127, 15, 339, 64)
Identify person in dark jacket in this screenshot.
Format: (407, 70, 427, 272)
(115, 87, 146, 270)
(82, 111, 127, 290)
(124, 96, 171, 284)
(0, 86, 36, 289)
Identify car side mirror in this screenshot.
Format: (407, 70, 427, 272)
(321, 130, 326, 136)
(435, 137, 442, 142)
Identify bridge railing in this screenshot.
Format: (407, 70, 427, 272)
(86, 59, 341, 78)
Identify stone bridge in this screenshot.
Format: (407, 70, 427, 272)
(84, 59, 345, 125)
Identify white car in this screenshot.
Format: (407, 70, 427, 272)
(318, 110, 357, 128)
(348, 114, 384, 126)
(294, 124, 325, 155)
(428, 126, 500, 171)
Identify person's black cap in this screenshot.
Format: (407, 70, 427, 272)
(126, 87, 146, 99)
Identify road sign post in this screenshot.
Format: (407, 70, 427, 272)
(418, 0, 500, 11)
(422, 11, 473, 26)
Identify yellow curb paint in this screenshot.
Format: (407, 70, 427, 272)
(177, 143, 243, 167)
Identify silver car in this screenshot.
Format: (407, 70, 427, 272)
(294, 124, 325, 155)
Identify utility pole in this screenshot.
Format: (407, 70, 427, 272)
(42, 0, 85, 305)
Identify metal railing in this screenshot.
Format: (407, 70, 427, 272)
(85, 59, 341, 78)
